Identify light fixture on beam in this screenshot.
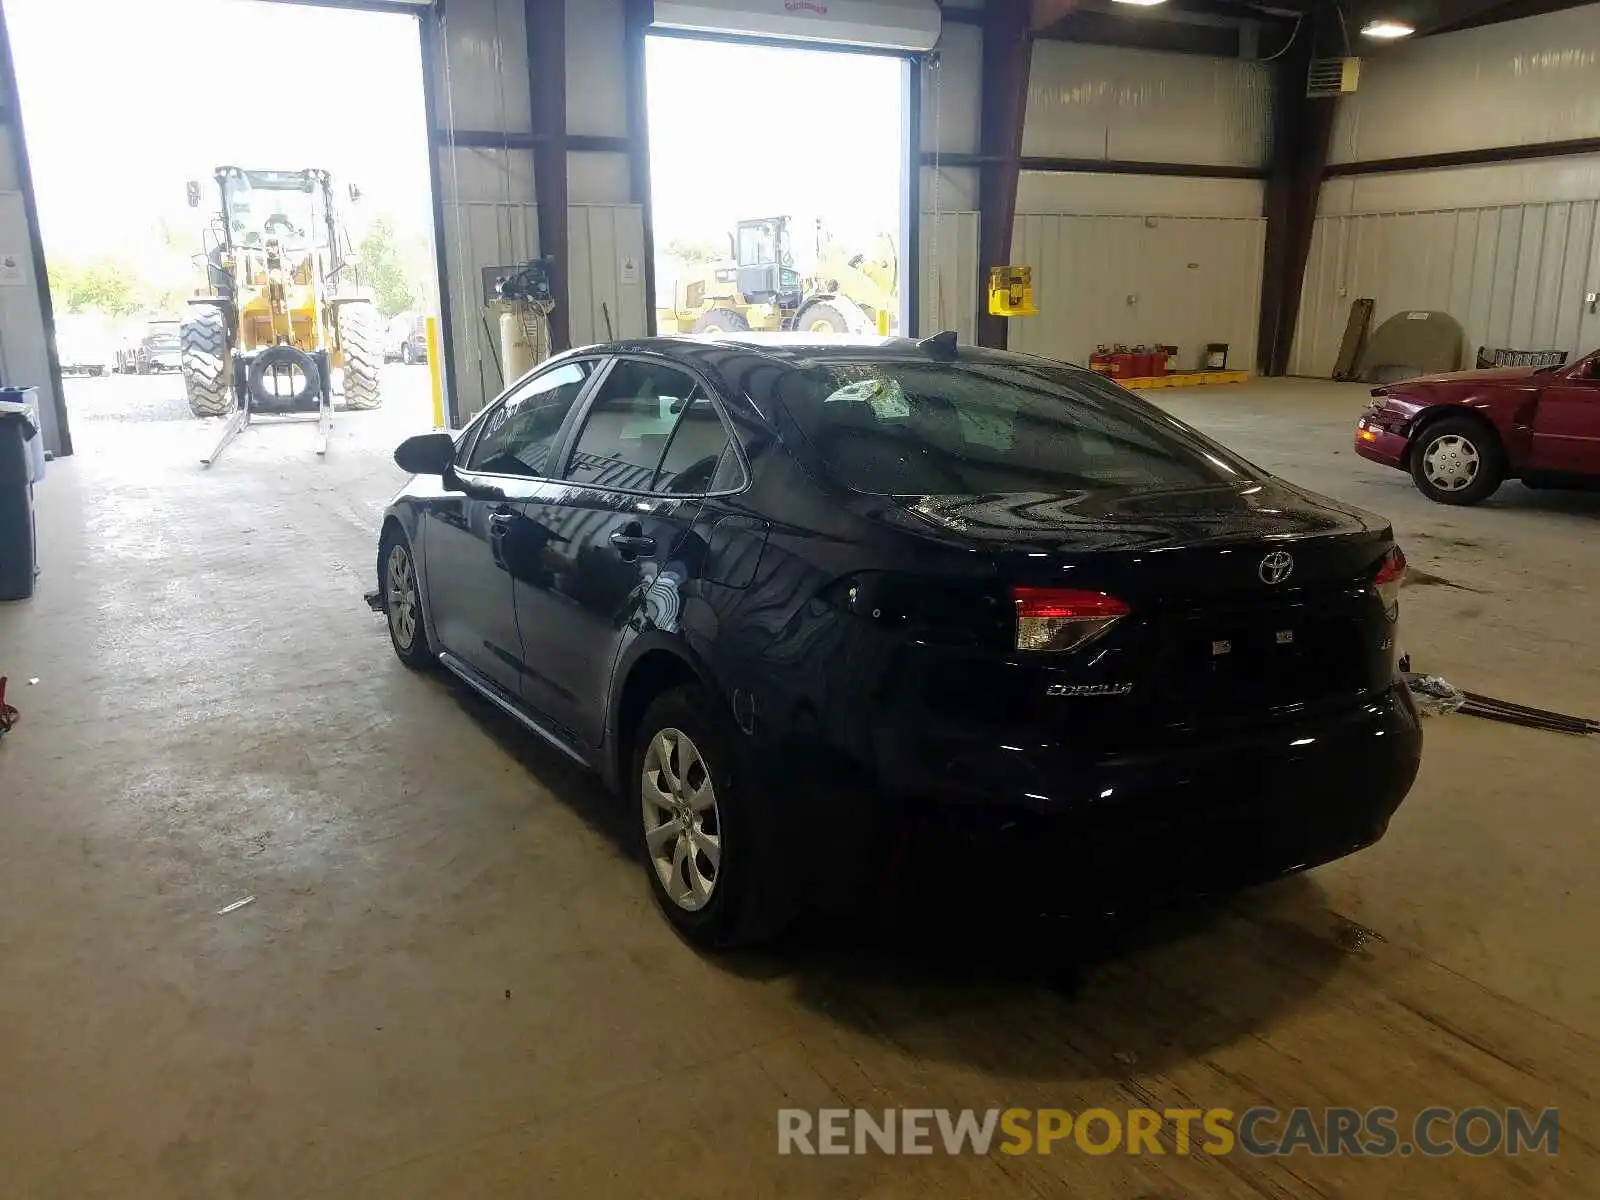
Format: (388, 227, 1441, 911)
(1111, 0, 1170, 7)
(1361, 18, 1416, 40)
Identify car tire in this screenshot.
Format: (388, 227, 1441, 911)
(632, 685, 794, 949)
(402, 342, 416, 366)
(1409, 416, 1505, 505)
(381, 529, 434, 669)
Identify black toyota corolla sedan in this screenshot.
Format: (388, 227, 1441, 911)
(370, 333, 1422, 947)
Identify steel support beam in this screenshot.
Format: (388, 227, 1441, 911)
(418, 7, 460, 423)
(526, 0, 571, 353)
(1327, 136, 1600, 177)
(975, 0, 1034, 349)
(1255, 9, 1336, 377)
(624, 0, 657, 335)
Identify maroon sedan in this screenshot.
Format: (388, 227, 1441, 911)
(1355, 349, 1600, 504)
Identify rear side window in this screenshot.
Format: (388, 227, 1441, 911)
(467, 359, 596, 477)
(775, 359, 1252, 495)
(655, 395, 736, 494)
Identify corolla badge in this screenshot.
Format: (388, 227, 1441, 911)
(1046, 682, 1133, 698)
(1258, 550, 1295, 585)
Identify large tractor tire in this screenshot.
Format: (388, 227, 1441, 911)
(338, 301, 383, 410)
(691, 308, 750, 336)
(796, 299, 860, 336)
(180, 305, 233, 418)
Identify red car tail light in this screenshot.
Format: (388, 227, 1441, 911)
(1012, 587, 1130, 652)
(1374, 546, 1406, 616)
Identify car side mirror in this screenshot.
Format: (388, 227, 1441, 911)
(394, 431, 455, 475)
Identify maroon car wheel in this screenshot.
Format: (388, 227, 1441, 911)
(1410, 417, 1505, 506)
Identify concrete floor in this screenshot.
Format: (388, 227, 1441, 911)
(0, 371, 1595, 1197)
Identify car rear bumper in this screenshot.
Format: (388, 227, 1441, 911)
(869, 683, 1422, 908)
(1355, 420, 1409, 468)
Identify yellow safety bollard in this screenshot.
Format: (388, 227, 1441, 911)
(424, 316, 445, 428)
(876, 308, 891, 336)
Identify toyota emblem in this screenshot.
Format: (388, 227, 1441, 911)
(1259, 550, 1295, 585)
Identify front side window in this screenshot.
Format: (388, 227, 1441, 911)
(466, 359, 596, 477)
(775, 358, 1256, 496)
(565, 361, 701, 490)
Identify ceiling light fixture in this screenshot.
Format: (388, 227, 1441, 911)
(1361, 18, 1416, 39)
(1111, 0, 1170, 7)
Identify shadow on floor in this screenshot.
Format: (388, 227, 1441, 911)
(1487, 482, 1600, 516)
(447, 670, 1369, 1081)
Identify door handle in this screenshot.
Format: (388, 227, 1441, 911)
(609, 526, 657, 558)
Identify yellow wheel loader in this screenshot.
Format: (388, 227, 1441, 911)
(182, 167, 381, 458)
(661, 216, 898, 337)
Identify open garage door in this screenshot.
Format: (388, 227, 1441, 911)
(652, 0, 939, 51)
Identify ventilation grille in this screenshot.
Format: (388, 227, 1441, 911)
(1308, 57, 1361, 97)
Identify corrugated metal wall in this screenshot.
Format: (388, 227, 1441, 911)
(919, 210, 979, 344)
(433, 0, 642, 419)
(568, 205, 648, 347)
(437, 199, 647, 409)
(1291, 201, 1600, 378)
(1329, 6, 1600, 167)
(916, 31, 1272, 360)
(1009, 214, 1265, 368)
(1298, 7, 1600, 377)
(1024, 40, 1271, 168)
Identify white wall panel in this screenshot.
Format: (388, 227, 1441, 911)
(919, 210, 979, 344)
(1024, 41, 1270, 167)
(0, 124, 16, 191)
(921, 165, 978, 212)
(439, 201, 649, 419)
(568, 151, 632, 205)
(923, 24, 980, 155)
(1008, 214, 1264, 369)
(435, 0, 530, 136)
(439, 197, 540, 419)
(439, 145, 535, 207)
(1323, 156, 1600, 216)
(567, 205, 648, 348)
(1331, 6, 1600, 166)
(1290, 200, 1600, 378)
(568, 0, 628, 137)
(1017, 171, 1263, 217)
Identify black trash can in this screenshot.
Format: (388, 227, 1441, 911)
(0, 407, 37, 601)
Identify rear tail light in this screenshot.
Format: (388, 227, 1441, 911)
(1013, 587, 1129, 652)
(1374, 546, 1406, 617)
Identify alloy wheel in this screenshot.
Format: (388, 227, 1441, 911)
(387, 543, 419, 649)
(1422, 434, 1480, 492)
(641, 727, 722, 911)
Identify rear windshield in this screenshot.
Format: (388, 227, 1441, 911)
(774, 357, 1254, 495)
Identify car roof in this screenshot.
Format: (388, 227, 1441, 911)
(571, 332, 1058, 373)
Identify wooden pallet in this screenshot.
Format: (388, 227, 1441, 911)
(1119, 370, 1251, 389)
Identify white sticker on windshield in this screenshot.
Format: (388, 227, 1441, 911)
(824, 378, 911, 420)
(869, 387, 910, 420)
